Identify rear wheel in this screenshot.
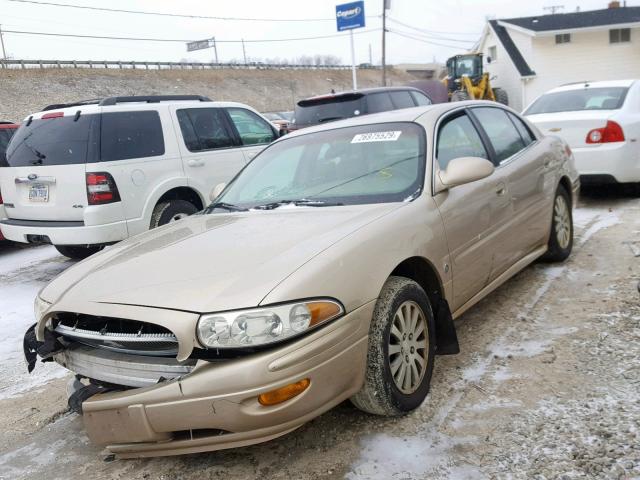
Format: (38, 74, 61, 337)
(54, 245, 103, 260)
(150, 200, 198, 229)
(450, 90, 470, 102)
(351, 276, 435, 416)
(542, 185, 573, 262)
(493, 87, 509, 105)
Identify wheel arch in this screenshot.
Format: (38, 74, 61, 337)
(389, 256, 459, 355)
(558, 175, 573, 207)
(157, 186, 205, 211)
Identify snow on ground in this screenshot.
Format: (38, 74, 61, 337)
(0, 245, 73, 399)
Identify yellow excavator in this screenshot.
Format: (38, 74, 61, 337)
(443, 53, 509, 105)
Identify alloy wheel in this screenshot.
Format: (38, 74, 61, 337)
(554, 195, 571, 249)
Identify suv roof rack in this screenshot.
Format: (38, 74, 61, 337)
(42, 99, 102, 111)
(99, 95, 212, 106)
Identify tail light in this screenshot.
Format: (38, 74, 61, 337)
(0, 190, 3, 204)
(585, 121, 625, 144)
(86, 172, 120, 205)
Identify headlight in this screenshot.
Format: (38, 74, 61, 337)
(34, 296, 52, 322)
(197, 299, 343, 349)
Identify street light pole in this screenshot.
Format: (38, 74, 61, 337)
(0, 25, 7, 60)
(212, 37, 218, 63)
(381, 1, 387, 86)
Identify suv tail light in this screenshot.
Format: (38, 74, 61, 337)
(585, 121, 625, 144)
(86, 172, 120, 205)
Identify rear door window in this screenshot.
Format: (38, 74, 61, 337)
(436, 113, 489, 170)
(389, 91, 416, 109)
(100, 111, 164, 162)
(366, 93, 394, 113)
(226, 108, 276, 145)
(5, 115, 97, 167)
(411, 91, 432, 106)
(470, 107, 526, 164)
(177, 108, 236, 152)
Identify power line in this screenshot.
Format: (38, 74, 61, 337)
(387, 28, 469, 50)
(1, 28, 381, 44)
(387, 22, 476, 44)
(6, 0, 379, 22)
(387, 17, 481, 37)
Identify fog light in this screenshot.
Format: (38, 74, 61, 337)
(258, 378, 311, 406)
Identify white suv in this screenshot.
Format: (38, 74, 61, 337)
(0, 95, 278, 258)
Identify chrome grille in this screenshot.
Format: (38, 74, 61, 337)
(54, 313, 178, 356)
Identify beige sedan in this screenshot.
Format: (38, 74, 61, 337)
(25, 101, 579, 457)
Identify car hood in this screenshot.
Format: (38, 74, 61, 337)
(41, 204, 403, 313)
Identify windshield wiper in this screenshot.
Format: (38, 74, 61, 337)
(252, 199, 343, 210)
(205, 202, 248, 213)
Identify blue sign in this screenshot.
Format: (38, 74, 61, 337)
(336, 1, 365, 31)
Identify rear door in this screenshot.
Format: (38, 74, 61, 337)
(172, 106, 246, 200)
(224, 107, 277, 164)
(0, 113, 95, 221)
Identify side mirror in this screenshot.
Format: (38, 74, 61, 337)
(438, 157, 494, 190)
(210, 183, 226, 202)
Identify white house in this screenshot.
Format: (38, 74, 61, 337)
(476, 2, 640, 111)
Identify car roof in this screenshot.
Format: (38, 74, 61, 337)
(283, 100, 506, 138)
(22, 100, 259, 122)
(549, 79, 637, 93)
(299, 86, 424, 103)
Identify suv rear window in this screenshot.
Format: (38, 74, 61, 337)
(294, 94, 364, 127)
(4, 111, 165, 167)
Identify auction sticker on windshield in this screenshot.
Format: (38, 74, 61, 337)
(351, 131, 402, 143)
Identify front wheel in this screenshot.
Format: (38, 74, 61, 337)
(542, 185, 573, 262)
(493, 87, 509, 105)
(351, 276, 435, 416)
(54, 244, 103, 260)
(150, 200, 198, 229)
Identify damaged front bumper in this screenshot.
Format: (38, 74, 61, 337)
(24, 301, 374, 458)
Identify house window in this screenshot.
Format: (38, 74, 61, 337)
(555, 33, 571, 44)
(488, 46, 497, 61)
(610, 28, 631, 43)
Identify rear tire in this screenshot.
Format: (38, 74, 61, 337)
(493, 87, 509, 105)
(150, 200, 198, 229)
(450, 90, 470, 102)
(54, 245, 103, 260)
(542, 185, 573, 262)
(351, 276, 435, 416)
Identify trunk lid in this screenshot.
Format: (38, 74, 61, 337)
(526, 110, 616, 148)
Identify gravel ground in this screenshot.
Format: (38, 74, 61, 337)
(0, 186, 638, 480)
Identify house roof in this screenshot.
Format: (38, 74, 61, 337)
(488, 20, 536, 77)
(501, 6, 640, 32)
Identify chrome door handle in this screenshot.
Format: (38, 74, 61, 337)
(187, 159, 204, 167)
(15, 176, 56, 184)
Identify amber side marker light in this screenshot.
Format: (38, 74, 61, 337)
(258, 379, 311, 406)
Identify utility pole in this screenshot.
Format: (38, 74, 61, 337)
(0, 25, 7, 60)
(242, 39, 247, 64)
(212, 37, 218, 63)
(381, 0, 387, 86)
(369, 43, 372, 64)
(543, 5, 564, 14)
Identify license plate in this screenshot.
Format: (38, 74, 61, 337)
(29, 184, 49, 202)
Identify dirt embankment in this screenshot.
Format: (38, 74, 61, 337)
(0, 68, 414, 121)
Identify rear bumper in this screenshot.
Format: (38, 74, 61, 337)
(0, 219, 128, 245)
(59, 301, 374, 458)
(572, 142, 640, 183)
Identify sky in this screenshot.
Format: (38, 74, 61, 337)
(0, 0, 633, 65)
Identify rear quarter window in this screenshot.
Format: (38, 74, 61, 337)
(100, 111, 165, 162)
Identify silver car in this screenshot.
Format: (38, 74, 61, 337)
(25, 101, 579, 457)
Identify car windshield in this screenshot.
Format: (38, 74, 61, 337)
(294, 95, 364, 127)
(216, 122, 425, 209)
(524, 87, 629, 115)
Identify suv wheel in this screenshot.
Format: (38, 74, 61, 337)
(351, 276, 435, 416)
(150, 200, 198, 228)
(54, 245, 104, 260)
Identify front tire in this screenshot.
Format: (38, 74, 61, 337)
(54, 245, 103, 260)
(542, 185, 573, 262)
(351, 276, 435, 416)
(150, 200, 198, 229)
(493, 87, 509, 105)
(450, 90, 470, 102)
